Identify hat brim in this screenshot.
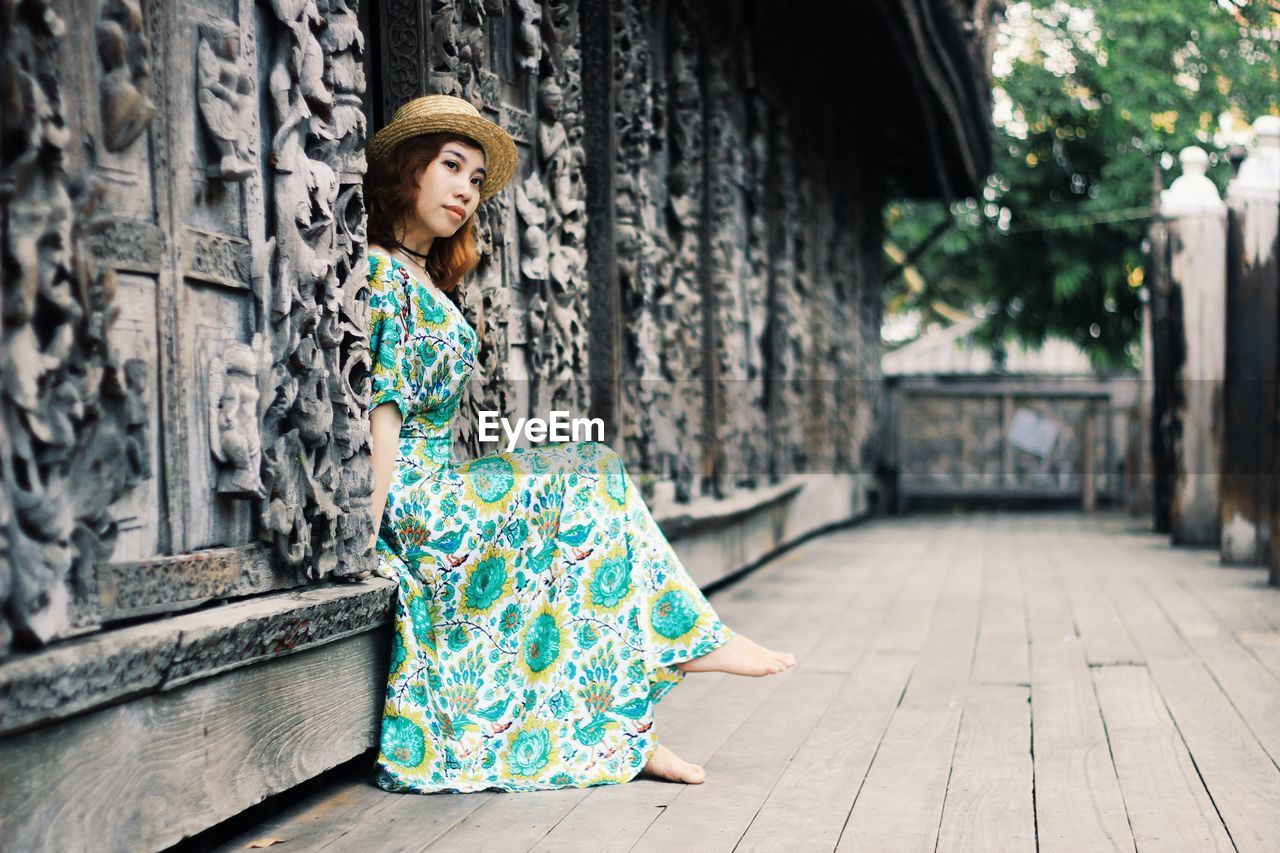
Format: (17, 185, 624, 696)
(367, 112, 517, 203)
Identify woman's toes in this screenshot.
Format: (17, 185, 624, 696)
(642, 743, 708, 784)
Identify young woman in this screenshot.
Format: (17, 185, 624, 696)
(360, 94, 795, 795)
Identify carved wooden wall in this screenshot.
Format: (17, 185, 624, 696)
(0, 0, 372, 657)
(367, 0, 592, 461)
(1, 0, 890, 657)
(604, 0, 882, 500)
(365, 0, 885, 506)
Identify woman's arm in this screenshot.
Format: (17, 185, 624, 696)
(368, 401, 404, 552)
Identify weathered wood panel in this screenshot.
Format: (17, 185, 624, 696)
(935, 685, 1036, 853)
(897, 388, 1113, 503)
(1222, 120, 1279, 565)
(0, 629, 390, 852)
(0, 0, 374, 657)
(0, 580, 393, 737)
(1092, 666, 1233, 851)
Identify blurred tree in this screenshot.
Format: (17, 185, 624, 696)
(884, 0, 1280, 369)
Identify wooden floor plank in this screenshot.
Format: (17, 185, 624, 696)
(424, 786, 595, 853)
(203, 512, 1280, 853)
(804, 547, 928, 673)
(970, 519, 1031, 686)
(869, 521, 960, 656)
(1138, 572, 1280, 770)
(1172, 560, 1278, 635)
(215, 774, 400, 852)
(628, 671, 846, 853)
(834, 700, 962, 852)
(1025, 528, 1133, 853)
(935, 685, 1036, 853)
(1238, 630, 1280, 682)
(1054, 545, 1143, 667)
(735, 652, 914, 852)
(525, 532, 904, 852)
(1092, 666, 1233, 852)
(1093, 565, 1280, 851)
(836, 528, 983, 852)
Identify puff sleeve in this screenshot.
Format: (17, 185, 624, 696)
(367, 253, 414, 419)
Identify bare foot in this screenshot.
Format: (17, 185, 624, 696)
(639, 743, 706, 784)
(674, 633, 796, 677)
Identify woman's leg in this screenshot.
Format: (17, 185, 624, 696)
(583, 443, 797, 678)
(673, 634, 796, 676)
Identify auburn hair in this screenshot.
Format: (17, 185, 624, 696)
(363, 132, 483, 294)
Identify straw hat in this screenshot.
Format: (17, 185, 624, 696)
(366, 94, 518, 203)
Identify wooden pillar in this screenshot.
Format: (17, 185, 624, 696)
(582, 0, 623, 450)
(1161, 147, 1227, 547)
(1082, 400, 1097, 512)
(1223, 117, 1280, 565)
(1145, 154, 1180, 533)
(1132, 290, 1154, 516)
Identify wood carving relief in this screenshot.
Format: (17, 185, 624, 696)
(655, 7, 707, 500)
(0, 0, 378, 656)
(611, 0, 662, 479)
(526, 8, 590, 419)
(258, 0, 372, 580)
(1, 0, 156, 653)
(0, 0, 893, 661)
(209, 342, 266, 499)
(604, 0, 874, 498)
(96, 0, 158, 152)
(197, 19, 255, 182)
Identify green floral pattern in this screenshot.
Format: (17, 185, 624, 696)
(463, 556, 508, 611)
(588, 551, 633, 610)
(367, 249, 734, 794)
(523, 611, 562, 674)
(651, 588, 701, 640)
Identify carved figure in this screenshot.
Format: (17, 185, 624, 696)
(197, 20, 255, 181)
(209, 343, 265, 498)
(96, 0, 157, 151)
(515, 174, 549, 281)
(512, 0, 542, 72)
(269, 0, 330, 113)
(121, 358, 152, 485)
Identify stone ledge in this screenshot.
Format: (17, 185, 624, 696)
(653, 474, 807, 540)
(0, 582, 395, 737)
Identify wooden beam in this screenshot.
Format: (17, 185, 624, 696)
(1, 631, 390, 852)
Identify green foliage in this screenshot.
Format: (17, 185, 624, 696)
(884, 0, 1280, 369)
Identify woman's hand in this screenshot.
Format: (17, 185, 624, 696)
(339, 402, 403, 586)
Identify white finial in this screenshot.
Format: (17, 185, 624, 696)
(1182, 146, 1209, 174)
(1161, 146, 1225, 216)
(1228, 116, 1280, 200)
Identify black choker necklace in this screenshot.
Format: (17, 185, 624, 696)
(399, 244, 430, 265)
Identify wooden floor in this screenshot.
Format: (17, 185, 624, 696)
(217, 512, 1280, 852)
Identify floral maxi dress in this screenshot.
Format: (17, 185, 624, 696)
(365, 249, 735, 793)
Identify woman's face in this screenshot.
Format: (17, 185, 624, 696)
(408, 141, 487, 239)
